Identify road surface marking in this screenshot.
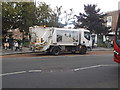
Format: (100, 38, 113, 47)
(73, 65, 102, 71)
(73, 64, 116, 72)
(28, 70, 42, 73)
(0, 64, 116, 76)
(100, 64, 117, 67)
(0, 71, 26, 76)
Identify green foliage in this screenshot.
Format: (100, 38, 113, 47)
(3, 1, 77, 36)
(2, 2, 16, 34)
(2, 2, 65, 35)
(35, 2, 51, 25)
(23, 40, 30, 47)
(75, 4, 110, 35)
(97, 43, 107, 47)
(2, 2, 34, 34)
(18, 2, 35, 32)
(35, 2, 63, 27)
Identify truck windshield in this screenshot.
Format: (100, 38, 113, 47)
(84, 32, 90, 40)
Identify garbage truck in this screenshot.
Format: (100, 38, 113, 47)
(29, 26, 92, 55)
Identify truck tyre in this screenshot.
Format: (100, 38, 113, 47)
(79, 46, 87, 54)
(52, 47, 60, 56)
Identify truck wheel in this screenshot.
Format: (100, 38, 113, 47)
(52, 47, 60, 56)
(79, 46, 87, 54)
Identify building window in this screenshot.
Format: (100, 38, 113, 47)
(107, 16, 112, 27)
(107, 16, 112, 22)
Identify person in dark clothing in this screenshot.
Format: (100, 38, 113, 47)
(8, 36, 14, 51)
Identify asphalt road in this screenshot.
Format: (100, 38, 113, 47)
(2, 53, 119, 88)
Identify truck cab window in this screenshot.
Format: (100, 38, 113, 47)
(84, 32, 90, 40)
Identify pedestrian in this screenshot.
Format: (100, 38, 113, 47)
(14, 40, 19, 51)
(3, 35, 9, 49)
(4, 41, 9, 50)
(8, 35, 14, 51)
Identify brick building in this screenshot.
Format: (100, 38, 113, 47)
(105, 10, 119, 34)
(7, 28, 29, 41)
(104, 10, 119, 41)
(12, 28, 23, 40)
(7, 28, 23, 40)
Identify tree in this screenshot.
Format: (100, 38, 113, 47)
(35, 2, 52, 26)
(64, 8, 74, 26)
(2, 2, 34, 34)
(2, 1, 74, 35)
(18, 2, 35, 32)
(75, 4, 110, 35)
(2, 2, 17, 34)
(48, 6, 63, 27)
(36, 2, 63, 27)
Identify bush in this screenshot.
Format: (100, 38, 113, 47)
(97, 43, 108, 47)
(23, 41, 30, 47)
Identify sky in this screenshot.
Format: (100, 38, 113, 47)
(36, 0, 120, 14)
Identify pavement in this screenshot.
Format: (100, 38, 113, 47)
(1, 47, 32, 56)
(0, 46, 113, 56)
